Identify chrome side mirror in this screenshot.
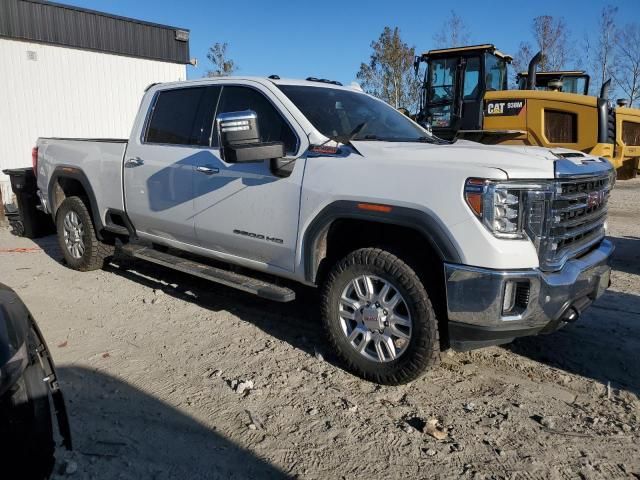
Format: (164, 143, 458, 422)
(216, 110, 284, 163)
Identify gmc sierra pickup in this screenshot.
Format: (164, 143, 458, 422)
(34, 76, 614, 384)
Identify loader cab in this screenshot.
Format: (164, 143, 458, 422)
(516, 71, 590, 95)
(417, 44, 511, 139)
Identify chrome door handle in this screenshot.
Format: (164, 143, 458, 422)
(125, 157, 144, 167)
(196, 165, 219, 175)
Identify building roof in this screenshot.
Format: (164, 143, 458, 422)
(422, 44, 513, 62)
(0, 0, 190, 64)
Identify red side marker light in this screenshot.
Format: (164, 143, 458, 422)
(309, 145, 340, 155)
(31, 147, 38, 173)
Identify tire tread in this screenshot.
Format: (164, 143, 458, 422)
(320, 247, 440, 385)
(56, 196, 114, 271)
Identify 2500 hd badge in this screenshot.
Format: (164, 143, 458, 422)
(485, 99, 525, 116)
(233, 229, 284, 244)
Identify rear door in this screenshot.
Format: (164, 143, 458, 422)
(123, 85, 220, 243)
(192, 83, 306, 271)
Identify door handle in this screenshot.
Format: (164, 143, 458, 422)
(125, 157, 144, 167)
(196, 165, 219, 175)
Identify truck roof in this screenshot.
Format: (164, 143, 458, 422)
(146, 76, 361, 92)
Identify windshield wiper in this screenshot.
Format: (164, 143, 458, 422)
(332, 122, 368, 144)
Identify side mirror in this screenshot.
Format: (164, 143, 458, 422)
(216, 110, 285, 163)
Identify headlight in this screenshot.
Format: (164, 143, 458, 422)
(464, 178, 553, 240)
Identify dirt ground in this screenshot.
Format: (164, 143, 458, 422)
(1, 179, 639, 480)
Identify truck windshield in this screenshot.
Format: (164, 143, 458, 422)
(277, 85, 430, 143)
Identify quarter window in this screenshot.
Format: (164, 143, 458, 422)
(216, 86, 297, 153)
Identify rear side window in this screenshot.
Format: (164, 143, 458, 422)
(216, 86, 298, 153)
(145, 87, 221, 146)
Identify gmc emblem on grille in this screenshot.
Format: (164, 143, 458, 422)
(587, 190, 605, 208)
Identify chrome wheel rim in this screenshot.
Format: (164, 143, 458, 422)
(339, 275, 412, 363)
(62, 211, 85, 259)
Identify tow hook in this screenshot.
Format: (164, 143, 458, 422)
(561, 307, 580, 323)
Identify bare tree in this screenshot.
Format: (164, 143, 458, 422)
(512, 41, 535, 78)
(533, 15, 572, 71)
(586, 5, 618, 95)
(356, 27, 421, 112)
(513, 15, 572, 75)
(205, 42, 237, 77)
(613, 23, 640, 106)
(433, 10, 471, 48)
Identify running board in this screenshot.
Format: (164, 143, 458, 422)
(119, 244, 296, 302)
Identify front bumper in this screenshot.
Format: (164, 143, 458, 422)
(445, 239, 613, 351)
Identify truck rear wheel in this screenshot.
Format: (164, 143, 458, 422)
(321, 248, 440, 385)
(56, 196, 114, 271)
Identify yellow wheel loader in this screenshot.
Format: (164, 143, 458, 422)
(415, 44, 640, 179)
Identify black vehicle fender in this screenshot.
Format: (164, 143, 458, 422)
(0, 282, 73, 450)
(48, 166, 105, 239)
(302, 200, 462, 283)
(0, 284, 31, 396)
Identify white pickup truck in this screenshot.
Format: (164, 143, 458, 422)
(34, 76, 614, 384)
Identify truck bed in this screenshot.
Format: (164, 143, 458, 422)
(36, 137, 128, 227)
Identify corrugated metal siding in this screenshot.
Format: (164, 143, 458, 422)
(0, 38, 186, 201)
(0, 0, 190, 64)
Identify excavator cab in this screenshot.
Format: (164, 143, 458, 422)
(416, 44, 511, 139)
(516, 71, 590, 95)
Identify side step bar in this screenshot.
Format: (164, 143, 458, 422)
(118, 244, 296, 302)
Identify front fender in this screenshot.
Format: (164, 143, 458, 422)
(301, 200, 463, 283)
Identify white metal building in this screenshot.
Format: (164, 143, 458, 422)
(0, 0, 191, 202)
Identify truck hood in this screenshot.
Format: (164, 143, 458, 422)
(348, 139, 575, 179)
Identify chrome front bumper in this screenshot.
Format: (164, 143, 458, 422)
(444, 239, 613, 350)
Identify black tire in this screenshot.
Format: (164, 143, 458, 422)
(321, 248, 440, 385)
(56, 196, 114, 271)
(0, 331, 55, 479)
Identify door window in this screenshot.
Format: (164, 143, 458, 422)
(429, 58, 456, 102)
(216, 86, 298, 153)
(463, 57, 481, 99)
(145, 86, 220, 146)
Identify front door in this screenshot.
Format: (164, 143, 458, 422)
(426, 56, 460, 138)
(123, 85, 220, 243)
(193, 83, 306, 272)
(459, 56, 483, 131)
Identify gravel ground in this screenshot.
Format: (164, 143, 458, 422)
(1, 179, 639, 480)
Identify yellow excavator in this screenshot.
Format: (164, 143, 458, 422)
(415, 44, 640, 179)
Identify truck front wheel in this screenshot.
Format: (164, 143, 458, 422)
(321, 248, 440, 385)
(56, 196, 114, 271)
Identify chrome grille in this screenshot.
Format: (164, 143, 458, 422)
(542, 174, 611, 270)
